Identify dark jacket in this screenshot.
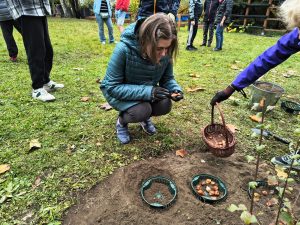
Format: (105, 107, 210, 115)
(232, 28, 300, 90)
(137, 0, 180, 18)
(214, 0, 233, 25)
(100, 22, 182, 111)
(203, 0, 219, 22)
(0, 0, 12, 21)
(188, 0, 202, 20)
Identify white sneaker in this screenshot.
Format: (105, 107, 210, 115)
(101, 41, 106, 45)
(32, 88, 55, 102)
(43, 80, 64, 92)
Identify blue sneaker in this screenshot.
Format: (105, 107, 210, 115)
(271, 151, 300, 170)
(116, 119, 130, 144)
(140, 118, 156, 135)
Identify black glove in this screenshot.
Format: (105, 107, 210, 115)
(210, 85, 235, 106)
(151, 87, 170, 101)
(170, 90, 184, 102)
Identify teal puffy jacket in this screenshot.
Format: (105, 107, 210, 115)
(100, 22, 182, 112)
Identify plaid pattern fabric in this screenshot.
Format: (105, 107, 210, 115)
(5, 0, 51, 20)
(0, 1, 13, 21)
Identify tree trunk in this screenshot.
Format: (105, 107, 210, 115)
(69, 0, 82, 18)
(59, 0, 72, 17)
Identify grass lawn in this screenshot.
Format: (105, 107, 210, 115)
(0, 17, 299, 224)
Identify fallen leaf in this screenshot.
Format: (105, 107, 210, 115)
(259, 98, 265, 108)
(230, 64, 239, 70)
(29, 139, 41, 151)
(96, 78, 101, 83)
(266, 197, 278, 207)
(100, 102, 113, 111)
(32, 176, 42, 190)
(254, 192, 260, 202)
(0, 164, 10, 174)
(186, 87, 205, 92)
(226, 124, 238, 133)
(189, 73, 200, 78)
(66, 144, 76, 155)
(250, 115, 262, 123)
(81, 96, 90, 102)
(275, 166, 288, 179)
(176, 149, 188, 158)
(204, 64, 211, 67)
(267, 175, 279, 186)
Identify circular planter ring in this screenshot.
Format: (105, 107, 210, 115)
(191, 174, 228, 204)
(281, 100, 300, 114)
(140, 176, 177, 209)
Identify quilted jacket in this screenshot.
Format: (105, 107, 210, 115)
(137, 0, 180, 18)
(100, 22, 182, 111)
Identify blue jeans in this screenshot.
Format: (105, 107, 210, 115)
(115, 10, 126, 26)
(215, 24, 224, 49)
(95, 13, 114, 43)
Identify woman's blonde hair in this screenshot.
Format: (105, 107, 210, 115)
(279, 0, 300, 29)
(138, 13, 178, 64)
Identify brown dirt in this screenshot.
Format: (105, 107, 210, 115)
(62, 150, 300, 225)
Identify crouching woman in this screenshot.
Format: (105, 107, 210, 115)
(100, 13, 183, 144)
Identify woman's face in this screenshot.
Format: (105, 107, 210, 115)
(147, 38, 172, 63)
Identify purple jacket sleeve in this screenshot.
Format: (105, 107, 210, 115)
(232, 28, 300, 90)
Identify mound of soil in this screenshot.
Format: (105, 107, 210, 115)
(63, 150, 300, 225)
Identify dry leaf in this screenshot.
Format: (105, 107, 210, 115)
(275, 166, 288, 178)
(230, 64, 239, 70)
(186, 87, 205, 92)
(96, 78, 101, 83)
(81, 96, 90, 102)
(250, 115, 262, 123)
(189, 73, 200, 78)
(259, 98, 265, 108)
(96, 142, 101, 146)
(266, 197, 278, 207)
(73, 67, 83, 71)
(226, 124, 238, 133)
(100, 102, 113, 111)
(29, 139, 41, 151)
(267, 176, 279, 186)
(0, 164, 10, 174)
(176, 149, 188, 158)
(254, 192, 260, 202)
(204, 64, 211, 67)
(32, 176, 42, 190)
(66, 144, 76, 155)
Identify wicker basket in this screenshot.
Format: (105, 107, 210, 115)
(202, 103, 236, 157)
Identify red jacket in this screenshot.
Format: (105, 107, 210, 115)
(116, 0, 130, 12)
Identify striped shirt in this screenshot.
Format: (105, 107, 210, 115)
(5, 0, 51, 20)
(100, 0, 108, 13)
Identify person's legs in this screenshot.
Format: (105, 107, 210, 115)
(151, 98, 172, 116)
(117, 102, 152, 144)
(0, 20, 18, 58)
(18, 16, 56, 101)
(202, 21, 209, 46)
(95, 13, 106, 43)
(214, 24, 223, 51)
(207, 21, 214, 47)
(116, 10, 126, 33)
(219, 25, 224, 49)
(42, 17, 53, 85)
(105, 17, 115, 43)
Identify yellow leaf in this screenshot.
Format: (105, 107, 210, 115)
(100, 102, 113, 111)
(0, 164, 10, 174)
(186, 87, 205, 92)
(249, 115, 262, 123)
(230, 64, 239, 70)
(275, 166, 288, 178)
(29, 139, 41, 151)
(81, 96, 90, 102)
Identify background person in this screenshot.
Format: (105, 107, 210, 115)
(94, 0, 115, 44)
(137, 0, 180, 22)
(0, 0, 21, 62)
(213, 0, 233, 51)
(5, 0, 64, 102)
(210, 0, 300, 169)
(100, 13, 183, 144)
(201, 0, 219, 47)
(186, 0, 203, 51)
(115, 0, 130, 33)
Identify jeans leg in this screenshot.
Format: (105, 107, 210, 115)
(95, 14, 105, 42)
(18, 16, 49, 89)
(215, 24, 221, 49)
(105, 18, 115, 42)
(0, 20, 18, 57)
(219, 25, 224, 49)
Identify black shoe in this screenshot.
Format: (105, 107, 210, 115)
(213, 47, 221, 51)
(207, 43, 211, 47)
(186, 46, 197, 51)
(200, 43, 206, 47)
(190, 45, 198, 50)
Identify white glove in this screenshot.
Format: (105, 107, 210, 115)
(167, 13, 175, 23)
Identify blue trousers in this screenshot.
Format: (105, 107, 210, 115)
(215, 24, 224, 49)
(95, 13, 114, 43)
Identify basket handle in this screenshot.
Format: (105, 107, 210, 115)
(211, 103, 229, 147)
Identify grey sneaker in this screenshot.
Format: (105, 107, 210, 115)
(140, 118, 156, 135)
(43, 80, 64, 92)
(116, 118, 130, 144)
(271, 151, 300, 170)
(32, 88, 55, 102)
